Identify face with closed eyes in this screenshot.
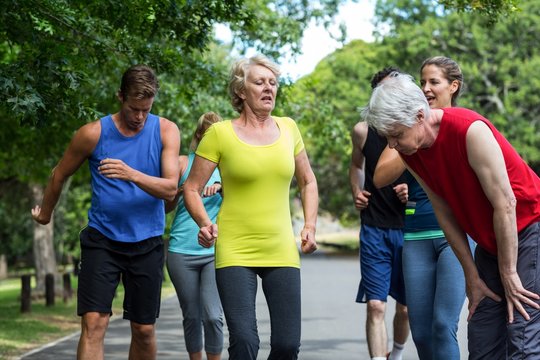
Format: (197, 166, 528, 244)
(420, 64, 458, 109)
(118, 94, 154, 131)
(240, 64, 278, 114)
(385, 116, 426, 156)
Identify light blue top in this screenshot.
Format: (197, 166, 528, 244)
(168, 153, 222, 255)
(88, 114, 164, 242)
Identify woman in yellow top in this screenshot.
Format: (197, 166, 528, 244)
(184, 54, 318, 360)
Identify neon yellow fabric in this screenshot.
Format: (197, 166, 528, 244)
(196, 117, 304, 268)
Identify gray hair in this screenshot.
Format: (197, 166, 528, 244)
(362, 73, 431, 135)
(228, 54, 281, 113)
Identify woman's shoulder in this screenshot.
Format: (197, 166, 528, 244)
(214, 119, 231, 128)
(274, 116, 298, 129)
(204, 119, 231, 135)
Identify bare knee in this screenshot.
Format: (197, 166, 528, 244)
(81, 312, 109, 340)
(367, 300, 386, 322)
(131, 322, 155, 344)
(395, 303, 408, 320)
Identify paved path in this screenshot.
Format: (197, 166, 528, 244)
(20, 251, 468, 359)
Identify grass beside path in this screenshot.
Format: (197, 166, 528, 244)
(0, 274, 175, 359)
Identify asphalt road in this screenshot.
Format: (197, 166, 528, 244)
(19, 251, 468, 359)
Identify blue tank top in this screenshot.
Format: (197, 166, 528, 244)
(87, 114, 165, 242)
(168, 153, 222, 255)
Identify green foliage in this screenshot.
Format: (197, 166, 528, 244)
(281, 40, 389, 222)
(283, 0, 539, 223)
(0, 0, 345, 182)
(0, 0, 346, 265)
(0, 179, 33, 261)
(374, 0, 521, 34)
(439, 0, 520, 23)
(376, 0, 540, 167)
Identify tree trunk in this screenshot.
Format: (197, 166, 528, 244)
(0, 254, 7, 280)
(31, 184, 58, 292)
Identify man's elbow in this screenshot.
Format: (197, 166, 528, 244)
(163, 190, 177, 202)
(162, 183, 178, 202)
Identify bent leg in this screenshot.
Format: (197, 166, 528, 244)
(468, 247, 507, 360)
(262, 267, 301, 360)
(216, 267, 259, 360)
(366, 300, 388, 357)
(432, 239, 465, 360)
(129, 322, 156, 360)
(200, 256, 223, 357)
(402, 240, 433, 359)
(508, 222, 540, 359)
(77, 312, 109, 360)
(167, 252, 204, 354)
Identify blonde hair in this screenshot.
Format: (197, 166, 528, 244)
(228, 54, 281, 113)
(189, 112, 222, 151)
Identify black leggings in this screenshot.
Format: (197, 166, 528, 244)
(216, 266, 301, 360)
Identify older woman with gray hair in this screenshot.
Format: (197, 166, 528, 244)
(363, 73, 540, 359)
(183, 54, 318, 360)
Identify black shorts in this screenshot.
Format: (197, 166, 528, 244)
(77, 226, 164, 324)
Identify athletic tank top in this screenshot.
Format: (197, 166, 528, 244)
(361, 127, 405, 229)
(404, 171, 441, 232)
(168, 153, 222, 255)
(87, 113, 165, 242)
(402, 108, 540, 254)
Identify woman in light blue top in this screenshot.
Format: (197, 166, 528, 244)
(166, 112, 223, 360)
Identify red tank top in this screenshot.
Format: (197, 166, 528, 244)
(402, 108, 540, 255)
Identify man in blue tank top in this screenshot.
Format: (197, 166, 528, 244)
(31, 65, 180, 360)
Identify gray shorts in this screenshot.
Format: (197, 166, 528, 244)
(468, 221, 540, 359)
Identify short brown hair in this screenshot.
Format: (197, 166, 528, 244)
(119, 65, 159, 100)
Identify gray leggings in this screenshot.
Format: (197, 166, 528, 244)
(216, 266, 301, 360)
(166, 252, 223, 354)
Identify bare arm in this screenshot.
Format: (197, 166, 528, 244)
(183, 155, 218, 248)
(349, 122, 371, 210)
(99, 118, 180, 201)
(466, 120, 539, 322)
(294, 149, 318, 254)
(165, 155, 189, 214)
(31, 122, 100, 225)
(373, 145, 406, 189)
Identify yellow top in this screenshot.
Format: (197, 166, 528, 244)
(196, 117, 304, 268)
